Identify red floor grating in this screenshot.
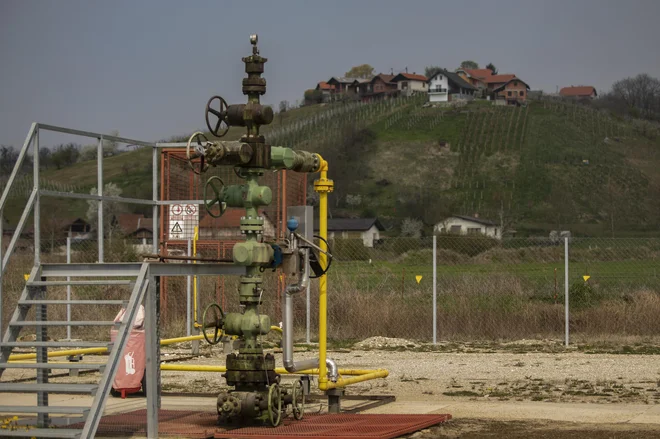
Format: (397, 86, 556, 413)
(67, 410, 451, 439)
(213, 413, 451, 439)
(68, 409, 219, 438)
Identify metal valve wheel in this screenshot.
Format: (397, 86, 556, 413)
(205, 95, 230, 138)
(203, 176, 227, 218)
(186, 131, 210, 175)
(267, 383, 282, 427)
(202, 303, 225, 345)
(291, 380, 305, 420)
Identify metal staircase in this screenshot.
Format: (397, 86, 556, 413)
(0, 262, 149, 438)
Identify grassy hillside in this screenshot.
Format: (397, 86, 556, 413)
(3, 97, 660, 236)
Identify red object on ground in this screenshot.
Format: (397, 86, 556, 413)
(109, 305, 146, 398)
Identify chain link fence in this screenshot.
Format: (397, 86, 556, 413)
(3, 234, 660, 342)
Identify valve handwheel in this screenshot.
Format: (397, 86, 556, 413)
(202, 303, 225, 345)
(205, 95, 230, 138)
(203, 176, 227, 218)
(186, 131, 210, 175)
(267, 383, 282, 427)
(291, 380, 305, 420)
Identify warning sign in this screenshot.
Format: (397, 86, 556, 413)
(169, 204, 199, 240)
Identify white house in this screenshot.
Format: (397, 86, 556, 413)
(427, 70, 477, 103)
(316, 218, 384, 248)
(434, 215, 501, 239)
(390, 73, 428, 97)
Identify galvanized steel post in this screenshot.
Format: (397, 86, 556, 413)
(433, 234, 437, 345)
(564, 236, 569, 347)
(66, 236, 71, 340)
(33, 128, 40, 264)
(97, 136, 104, 262)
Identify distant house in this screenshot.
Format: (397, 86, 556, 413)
(427, 69, 477, 103)
(315, 81, 336, 102)
(316, 218, 384, 248)
(390, 73, 428, 96)
(361, 73, 398, 102)
(493, 78, 530, 105)
(484, 74, 517, 93)
(198, 209, 276, 240)
(456, 68, 494, 89)
(559, 86, 597, 99)
(434, 215, 501, 239)
(117, 213, 153, 244)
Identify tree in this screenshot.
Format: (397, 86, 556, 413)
(460, 60, 479, 70)
(38, 147, 52, 170)
(0, 145, 19, 175)
(102, 130, 120, 157)
(50, 143, 80, 169)
(401, 217, 423, 238)
(303, 89, 323, 105)
(424, 65, 444, 79)
(86, 182, 125, 239)
(344, 64, 374, 79)
(279, 100, 289, 113)
(486, 63, 498, 75)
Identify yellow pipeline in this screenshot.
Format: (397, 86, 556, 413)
(8, 328, 281, 362)
(160, 364, 385, 378)
(193, 226, 199, 328)
(312, 156, 388, 390)
(313, 156, 332, 390)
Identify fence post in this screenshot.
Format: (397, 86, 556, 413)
(433, 235, 437, 345)
(186, 239, 192, 338)
(66, 236, 72, 340)
(97, 136, 104, 263)
(564, 236, 569, 347)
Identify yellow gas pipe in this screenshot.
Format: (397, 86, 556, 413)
(8, 327, 282, 362)
(312, 156, 389, 390)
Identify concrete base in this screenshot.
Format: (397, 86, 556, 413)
(326, 388, 344, 414)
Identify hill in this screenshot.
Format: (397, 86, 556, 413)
(3, 97, 660, 237)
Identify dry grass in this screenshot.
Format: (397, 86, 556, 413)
(3, 251, 660, 344)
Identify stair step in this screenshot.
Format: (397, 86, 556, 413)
(0, 428, 81, 438)
(0, 341, 111, 348)
(19, 300, 127, 306)
(27, 280, 133, 287)
(0, 383, 98, 395)
(0, 363, 105, 370)
(0, 405, 89, 415)
(10, 321, 119, 327)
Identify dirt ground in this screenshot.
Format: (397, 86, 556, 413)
(5, 337, 660, 437)
(410, 419, 660, 438)
(149, 337, 660, 406)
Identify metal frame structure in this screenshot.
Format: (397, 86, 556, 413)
(0, 123, 252, 438)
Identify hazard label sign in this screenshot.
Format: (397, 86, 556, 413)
(168, 204, 199, 240)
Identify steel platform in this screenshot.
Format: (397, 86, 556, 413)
(65, 409, 451, 439)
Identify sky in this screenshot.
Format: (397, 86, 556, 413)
(1, 0, 659, 149)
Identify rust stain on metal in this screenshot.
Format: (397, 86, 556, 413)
(214, 413, 451, 439)
(67, 410, 451, 439)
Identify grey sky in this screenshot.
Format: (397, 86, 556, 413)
(1, 0, 659, 149)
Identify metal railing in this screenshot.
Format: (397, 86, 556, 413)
(0, 123, 206, 332)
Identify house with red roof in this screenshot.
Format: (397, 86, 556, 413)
(559, 86, 597, 99)
(484, 74, 517, 93)
(315, 81, 336, 102)
(390, 72, 428, 96)
(493, 78, 530, 105)
(456, 68, 494, 89)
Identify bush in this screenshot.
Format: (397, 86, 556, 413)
(435, 235, 500, 257)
